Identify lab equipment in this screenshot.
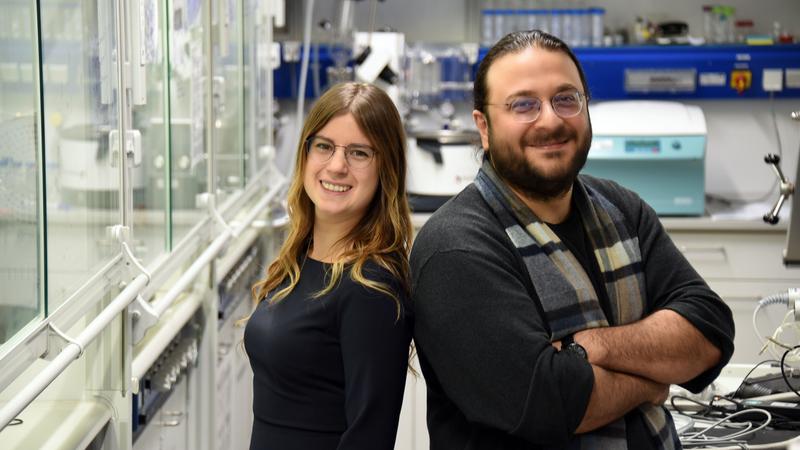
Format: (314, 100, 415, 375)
(590, 8, 605, 47)
(58, 124, 145, 208)
(406, 129, 481, 212)
(584, 101, 707, 216)
(762, 109, 799, 265)
(132, 317, 200, 440)
(783, 110, 800, 265)
(353, 31, 405, 106)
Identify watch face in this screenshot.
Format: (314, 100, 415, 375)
(568, 342, 588, 360)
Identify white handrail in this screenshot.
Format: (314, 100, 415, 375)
(150, 180, 285, 318)
(0, 274, 149, 431)
(0, 179, 286, 433)
(131, 293, 204, 385)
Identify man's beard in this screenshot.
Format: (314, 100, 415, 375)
(488, 122, 592, 201)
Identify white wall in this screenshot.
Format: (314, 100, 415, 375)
(279, 0, 800, 43)
(697, 99, 800, 203)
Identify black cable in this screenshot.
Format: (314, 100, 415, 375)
(731, 359, 781, 399)
(671, 394, 709, 416)
(670, 394, 732, 418)
(780, 345, 800, 399)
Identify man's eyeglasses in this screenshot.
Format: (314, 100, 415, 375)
(305, 136, 375, 169)
(487, 90, 586, 123)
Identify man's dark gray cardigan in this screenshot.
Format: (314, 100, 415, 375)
(410, 175, 735, 450)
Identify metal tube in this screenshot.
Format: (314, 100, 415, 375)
(0, 275, 149, 432)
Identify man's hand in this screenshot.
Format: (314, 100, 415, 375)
(576, 366, 670, 434)
(650, 383, 670, 406)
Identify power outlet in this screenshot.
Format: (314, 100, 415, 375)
(763, 68, 783, 92)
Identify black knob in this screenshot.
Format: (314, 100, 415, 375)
(765, 154, 780, 164)
(763, 214, 780, 224)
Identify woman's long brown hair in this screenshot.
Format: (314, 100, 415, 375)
(251, 82, 411, 316)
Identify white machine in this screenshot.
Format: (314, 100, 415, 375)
(585, 101, 708, 216)
(406, 129, 481, 212)
(353, 31, 405, 107)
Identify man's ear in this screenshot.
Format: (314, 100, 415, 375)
(472, 110, 490, 150)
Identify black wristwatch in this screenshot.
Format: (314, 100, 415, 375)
(562, 334, 588, 360)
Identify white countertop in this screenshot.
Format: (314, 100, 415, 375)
(0, 400, 112, 449)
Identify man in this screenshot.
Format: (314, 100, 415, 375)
(410, 30, 735, 449)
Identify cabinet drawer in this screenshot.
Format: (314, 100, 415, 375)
(667, 230, 800, 281)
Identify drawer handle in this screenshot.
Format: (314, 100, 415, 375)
(679, 245, 727, 254)
(678, 245, 728, 261)
(158, 419, 181, 427)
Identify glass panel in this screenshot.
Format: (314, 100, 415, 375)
(133, 0, 169, 264)
(41, 0, 120, 309)
(214, 0, 244, 201)
(168, 0, 207, 244)
(243, 0, 272, 182)
(0, 0, 42, 346)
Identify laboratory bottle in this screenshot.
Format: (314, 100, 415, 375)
(590, 7, 605, 47)
(537, 0, 551, 34)
(494, 0, 507, 42)
(481, 0, 495, 47)
(577, 9, 589, 47)
(562, 6, 575, 46)
(526, 0, 538, 32)
(550, 8, 562, 39)
(702, 5, 713, 43)
(509, 0, 522, 32)
(712, 6, 727, 43)
(725, 6, 736, 43)
(572, 0, 587, 47)
(633, 16, 645, 44)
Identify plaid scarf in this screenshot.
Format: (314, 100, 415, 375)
(474, 160, 680, 450)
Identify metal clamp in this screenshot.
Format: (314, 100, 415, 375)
(763, 154, 795, 225)
(211, 205, 238, 238)
(122, 241, 152, 285)
(129, 294, 159, 344)
(44, 323, 84, 361)
(108, 224, 152, 285)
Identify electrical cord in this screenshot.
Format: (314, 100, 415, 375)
(731, 359, 781, 399)
(669, 390, 800, 448)
(681, 408, 772, 446)
(780, 345, 800, 399)
(671, 394, 725, 417)
(752, 292, 798, 359)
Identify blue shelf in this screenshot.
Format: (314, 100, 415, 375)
(572, 44, 800, 100)
(274, 43, 800, 100)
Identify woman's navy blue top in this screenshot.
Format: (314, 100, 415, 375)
(244, 257, 412, 450)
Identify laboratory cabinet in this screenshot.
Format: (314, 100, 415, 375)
(0, 1, 285, 449)
(133, 374, 190, 450)
(663, 220, 800, 364)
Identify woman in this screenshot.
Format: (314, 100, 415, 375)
(244, 82, 413, 450)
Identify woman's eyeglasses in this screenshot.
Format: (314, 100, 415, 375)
(305, 136, 375, 169)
